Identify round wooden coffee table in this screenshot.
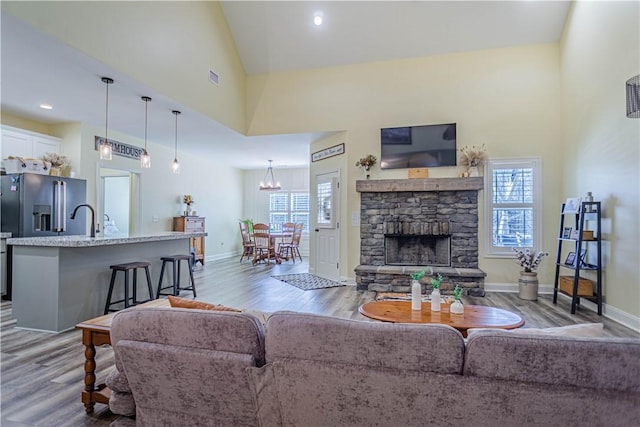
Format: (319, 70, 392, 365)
(358, 300, 524, 337)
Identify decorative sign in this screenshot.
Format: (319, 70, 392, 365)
(95, 136, 144, 160)
(312, 143, 345, 162)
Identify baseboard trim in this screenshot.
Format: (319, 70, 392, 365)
(485, 282, 640, 333)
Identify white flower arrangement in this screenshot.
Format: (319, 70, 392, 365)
(513, 248, 549, 273)
(355, 154, 377, 170)
(458, 144, 487, 167)
(40, 152, 70, 167)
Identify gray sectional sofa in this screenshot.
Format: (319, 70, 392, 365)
(108, 307, 640, 426)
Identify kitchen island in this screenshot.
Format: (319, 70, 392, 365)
(7, 231, 206, 332)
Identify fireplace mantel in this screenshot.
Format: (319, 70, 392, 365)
(356, 177, 483, 193)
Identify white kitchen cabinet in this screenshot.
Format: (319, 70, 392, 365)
(32, 136, 62, 158)
(1, 126, 61, 161)
(1, 129, 31, 159)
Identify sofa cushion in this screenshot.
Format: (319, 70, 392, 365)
(266, 311, 466, 373)
(248, 360, 640, 427)
(467, 322, 604, 338)
(117, 340, 259, 426)
(168, 295, 241, 312)
(464, 330, 640, 392)
(111, 307, 266, 368)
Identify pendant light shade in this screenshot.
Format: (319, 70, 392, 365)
(172, 110, 181, 174)
(259, 160, 281, 191)
(100, 77, 114, 160)
(626, 75, 640, 118)
(140, 96, 152, 168)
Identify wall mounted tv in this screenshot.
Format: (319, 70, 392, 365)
(380, 123, 457, 169)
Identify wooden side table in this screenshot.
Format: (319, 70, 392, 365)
(75, 298, 169, 413)
(173, 216, 205, 265)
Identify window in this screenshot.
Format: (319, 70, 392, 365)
(269, 192, 310, 232)
(485, 158, 542, 257)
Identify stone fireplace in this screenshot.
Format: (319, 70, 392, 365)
(355, 177, 486, 295)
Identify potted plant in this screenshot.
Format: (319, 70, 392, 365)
(356, 154, 377, 179)
(183, 194, 195, 216)
(513, 248, 549, 301)
(430, 272, 443, 312)
(458, 144, 486, 177)
(410, 270, 426, 311)
(450, 285, 464, 314)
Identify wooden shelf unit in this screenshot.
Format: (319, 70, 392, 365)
(552, 201, 602, 314)
(173, 216, 205, 265)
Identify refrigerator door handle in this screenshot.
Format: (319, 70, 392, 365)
(55, 180, 62, 232)
(61, 181, 67, 232)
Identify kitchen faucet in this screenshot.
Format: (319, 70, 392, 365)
(70, 204, 99, 237)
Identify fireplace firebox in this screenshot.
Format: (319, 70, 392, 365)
(385, 235, 451, 266)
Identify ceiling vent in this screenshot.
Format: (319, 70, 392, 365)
(209, 69, 220, 86)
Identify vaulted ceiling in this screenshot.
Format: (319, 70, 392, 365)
(1, 1, 571, 169)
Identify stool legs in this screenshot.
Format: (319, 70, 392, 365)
(144, 266, 154, 301)
(105, 269, 118, 315)
(157, 256, 197, 298)
(105, 263, 155, 315)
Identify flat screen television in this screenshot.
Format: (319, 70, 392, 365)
(380, 123, 457, 169)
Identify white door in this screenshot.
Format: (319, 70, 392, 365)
(314, 172, 340, 280)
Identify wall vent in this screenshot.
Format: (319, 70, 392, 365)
(209, 69, 220, 86)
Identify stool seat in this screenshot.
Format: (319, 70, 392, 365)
(105, 261, 155, 315)
(110, 261, 152, 270)
(157, 255, 197, 298)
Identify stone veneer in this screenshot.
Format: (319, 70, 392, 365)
(355, 177, 486, 296)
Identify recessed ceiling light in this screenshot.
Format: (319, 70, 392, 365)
(40, 103, 53, 110)
(313, 13, 323, 26)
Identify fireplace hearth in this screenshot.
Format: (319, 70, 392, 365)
(355, 177, 486, 295)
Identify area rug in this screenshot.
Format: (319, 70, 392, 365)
(272, 273, 345, 291)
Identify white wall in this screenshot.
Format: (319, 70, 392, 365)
(560, 1, 640, 319)
(247, 43, 564, 288)
(71, 122, 245, 261)
(4, 1, 247, 134)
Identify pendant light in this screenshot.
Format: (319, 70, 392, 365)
(259, 160, 281, 191)
(100, 77, 114, 160)
(171, 110, 181, 174)
(140, 96, 152, 168)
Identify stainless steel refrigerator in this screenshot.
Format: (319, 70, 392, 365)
(1, 173, 87, 237)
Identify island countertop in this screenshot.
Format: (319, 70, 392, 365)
(7, 231, 207, 248)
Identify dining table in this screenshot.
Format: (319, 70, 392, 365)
(252, 231, 293, 264)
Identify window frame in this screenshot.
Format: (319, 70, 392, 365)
(484, 157, 542, 258)
(269, 190, 310, 233)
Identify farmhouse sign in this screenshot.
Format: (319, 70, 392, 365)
(95, 136, 144, 160)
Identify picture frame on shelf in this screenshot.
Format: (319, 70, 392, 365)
(570, 229, 580, 240)
(579, 249, 588, 267)
(562, 226, 573, 239)
(564, 251, 577, 266)
(563, 197, 581, 214)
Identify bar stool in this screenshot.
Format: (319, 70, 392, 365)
(104, 261, 155, 315)
(156, 255, 197, 298)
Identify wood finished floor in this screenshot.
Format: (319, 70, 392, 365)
(1, 256, 638, 426)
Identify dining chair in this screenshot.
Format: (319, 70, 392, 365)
(278, 223, 303, 263)
(251, 223, 275, 265)
(278, 222, 296, 252)
(239, 222, 254, 262)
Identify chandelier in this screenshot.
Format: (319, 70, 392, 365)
(259, 160, 281, 191)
